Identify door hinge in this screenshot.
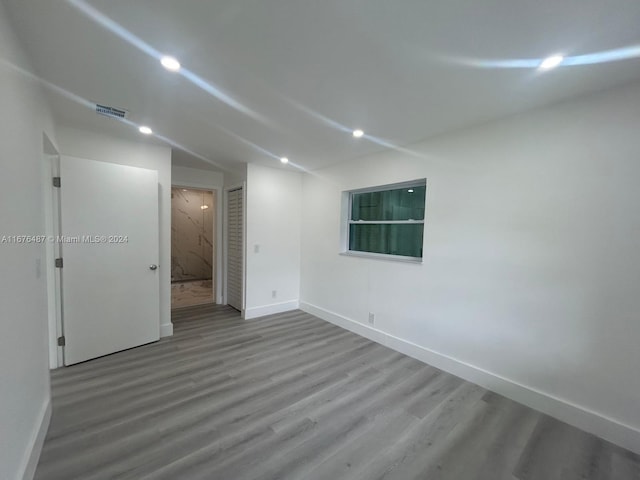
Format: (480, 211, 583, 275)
(55, 258, 63, 268)
(53, 177, 61, 188)
(57, 336, 65, 347)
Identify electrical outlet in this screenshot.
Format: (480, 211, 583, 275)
(272, 290, 277, 298)
(368, 312, 375, 325)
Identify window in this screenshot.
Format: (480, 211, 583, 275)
(344, 179, 426, 261)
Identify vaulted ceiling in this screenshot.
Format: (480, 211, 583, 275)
(5, 0, 640, 172)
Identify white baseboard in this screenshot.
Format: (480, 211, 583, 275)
(20, 398, 51, 480)
(300, 301, 640, 455)
(160, 322, 173, 338)
(243, 300, 300, 320)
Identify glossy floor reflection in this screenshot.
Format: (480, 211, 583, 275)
(171, 279, 213, 308)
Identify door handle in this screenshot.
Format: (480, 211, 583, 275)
(149, 264, 158, 270)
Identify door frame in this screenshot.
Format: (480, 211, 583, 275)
(42, 134, 64, 369)
(224, 182, 246, 312)
(171, 183, 224, 305)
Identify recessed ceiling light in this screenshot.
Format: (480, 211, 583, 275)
(139, 126, 153, 135)
(352, 129, 364, 138)
(539, 55, 564, 70)
(201, 205, 209, 210)
(280, 157, 289, 164)
(161, 56, 181, 72)
(408, 189, 414, 193)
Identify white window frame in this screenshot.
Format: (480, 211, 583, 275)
(340, 179, 426, 263)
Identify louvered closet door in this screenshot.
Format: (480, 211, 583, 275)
(226, 187, 243, 311)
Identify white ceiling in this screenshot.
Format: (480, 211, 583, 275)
(5, 0, 640, 173)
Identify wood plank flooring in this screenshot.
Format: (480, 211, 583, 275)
(35, 304, 640, 479)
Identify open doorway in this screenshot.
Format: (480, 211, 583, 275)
(171, 187, 216, 308)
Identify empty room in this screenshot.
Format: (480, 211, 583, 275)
(2, 1, 640, 479)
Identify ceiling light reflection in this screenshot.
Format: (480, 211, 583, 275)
(160, 56, 181, 72)
(67, 0, 262, 121)
(455, 45, 640, 69)
(539, 55, 564, 70)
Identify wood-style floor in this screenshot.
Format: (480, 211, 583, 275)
(35, 304, 640, 480)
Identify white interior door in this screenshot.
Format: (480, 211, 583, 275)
(59, 156, 160, 365)
(226, 187, 243, 311)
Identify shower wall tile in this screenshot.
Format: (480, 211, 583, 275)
(171, 188, 215, 281)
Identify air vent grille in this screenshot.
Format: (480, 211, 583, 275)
(96, 104, 128, 119)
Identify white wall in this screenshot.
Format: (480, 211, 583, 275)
(300, 80, 640, 453)
(0, 2, 58, 479)
(172, 165, 224, 190)
(245, 164, 302, 319)
(223, 166, 247, 189)
(57, 126, 173, 337)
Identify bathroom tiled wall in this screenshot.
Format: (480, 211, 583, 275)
(171, 188, 215, 281)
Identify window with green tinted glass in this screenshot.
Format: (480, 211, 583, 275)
(347, 180, 426, 260)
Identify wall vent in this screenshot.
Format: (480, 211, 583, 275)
(95, 104, 128, 119)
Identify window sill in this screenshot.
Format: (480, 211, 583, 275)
(339, 251, 423, 264)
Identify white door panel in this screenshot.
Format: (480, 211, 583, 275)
(60, 156, 160, 365)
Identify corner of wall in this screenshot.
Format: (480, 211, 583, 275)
(19, 398, 51, 480)
(300, 301, 640, 455)
(243, 300, 300, 320)
(160, 322, 174, 338)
